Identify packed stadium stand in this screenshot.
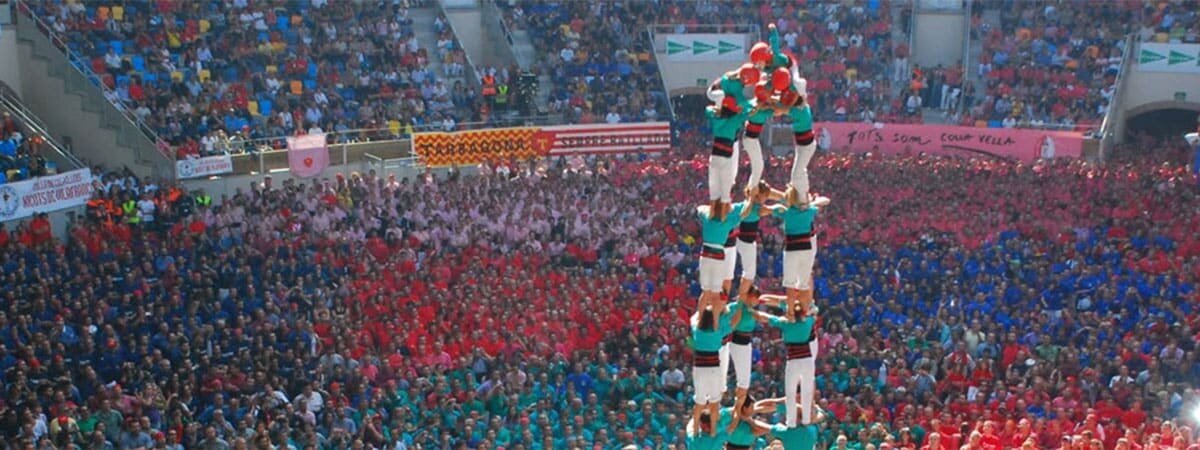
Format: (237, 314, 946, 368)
(22, 0, 480, 156)
(955, 1, 1133, 132)
(0, 1, 1199, 449)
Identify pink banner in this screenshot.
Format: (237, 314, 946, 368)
(814, 123, 1083, 161)
(287, 134, 329, 178)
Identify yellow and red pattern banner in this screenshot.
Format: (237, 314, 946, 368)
(413, 122, 672, 167)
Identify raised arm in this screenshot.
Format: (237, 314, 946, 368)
(751, 309, 780, 324)
(810, 195, 830, 208)
(759, 294, 788, 308)
(753, 397, 786, 414)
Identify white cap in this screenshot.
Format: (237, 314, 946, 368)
(1185, 132, 1200, 146)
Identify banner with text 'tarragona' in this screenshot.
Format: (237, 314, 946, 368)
(413, 122, 671, 167)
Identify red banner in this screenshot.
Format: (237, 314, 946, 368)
(814, 123, 1083, 161)
(413, 122, 672, 167)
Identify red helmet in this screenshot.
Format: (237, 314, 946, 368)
(771, 68, 791, 92)
(754, 82, 771, 103)
(721, 96, 741, 113)
(738, 64, 761, 85)
(749, 42, 771, 66)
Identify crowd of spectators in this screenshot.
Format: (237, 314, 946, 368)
(0, 108, 53, 185)
(1, 117, 1199, 449)
(502, 0, 914, 125)
(22, 0, 479, 159)
(955, 1, 1131, 131)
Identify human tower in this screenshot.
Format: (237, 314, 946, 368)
(688, 24, 828, 450)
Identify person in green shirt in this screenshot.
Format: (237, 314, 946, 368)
(707, 63, 765, 189)
(722, 394, 774, 450)
(750, 296, 818, 427)
(697, 197, 754, 315)
(745, 407, 827, 450)
(766, 187, 830, 315)
(706, 96, 749, 204)
(686, 409, 733, 449)
(691, 303, 741, 432)
(725, 283, 786, 409)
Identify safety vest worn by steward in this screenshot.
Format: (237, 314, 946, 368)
(495, 84, 508, 105)
(123, 200, 140, 224)
(196, 194, 212, 207)
(481, 75, 497, 96)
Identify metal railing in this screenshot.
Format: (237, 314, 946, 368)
(1097, 35, 1135, 160)
(0, 81, 85, 171)
(13, 0, 166, 158)
(434, 0, 481, 91)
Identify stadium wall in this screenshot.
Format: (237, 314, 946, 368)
(911, 10, 966, 68)
(179, 161, 473, 201)
(1120, 72, 1200, 118)
(0, 22, 22, 93)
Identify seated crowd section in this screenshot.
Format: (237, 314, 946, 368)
(959, 0, 1135, 132)
(500, 0, 914, 124)
(0, 107, 53, 185)
(23, 0, 478, 158)
(0, 117, 1198, 449)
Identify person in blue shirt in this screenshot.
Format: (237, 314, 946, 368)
(691, 303, 740, 433)
(766, 186, 830, 315)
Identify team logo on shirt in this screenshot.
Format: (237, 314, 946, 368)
(0, 186, 19, 218)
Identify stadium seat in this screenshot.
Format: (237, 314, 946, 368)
(259, 99, 273, 116)
(303, 79, 316, 91)
(199, 19, 211, 34)
(276, 16, 289, 31)
(142, 72, 158, 87)
(171, 71, 184, 82)
(199, 69, 211, 82)
(109, 40, 122, 55)
(131, 55, 145, 73)
(248, 101, 261, 117)
(112, 6, 124, 21)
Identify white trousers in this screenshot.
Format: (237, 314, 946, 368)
(736, 239, 758, 281)
(709, 140, 740, 202)
(781, 239, 817, 290)
(784, 339, 819, 426)
(693, 364, 723, 404)
(790, 142, 817, 198)
(742, 136, 764, 187)
(727, 342, 752, 389)
(699, 256, 724, 292)
(718, 344, 730, 394)
(723, 245, 737, 283)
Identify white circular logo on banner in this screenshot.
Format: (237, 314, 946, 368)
(177, 160, 196, 179)
(0, 186, 20, 218)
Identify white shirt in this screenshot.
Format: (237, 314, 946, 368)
(605, 112, 621, 124)
(560, 47, 575, 62)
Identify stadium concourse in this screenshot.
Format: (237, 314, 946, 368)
(0, 114, 1199, 448)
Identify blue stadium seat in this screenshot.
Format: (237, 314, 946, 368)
(303, 79, 316, 90)
(988, 120, 1003, 128)
(131, 55, 145, 72)
(276, 16, 289, 31)
(142, 72, 159, 87)
(258, 99, 273, 116)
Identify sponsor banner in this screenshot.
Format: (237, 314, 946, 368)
(175, 155, 233, 179)
(813, 123, 1083, 161)
(665, 34, 748, 62)
(413, 122, 672, 167)
(1137, 43, 1200, 74)
(0, 169, 94, 221)
(544, 122, 672, 156)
